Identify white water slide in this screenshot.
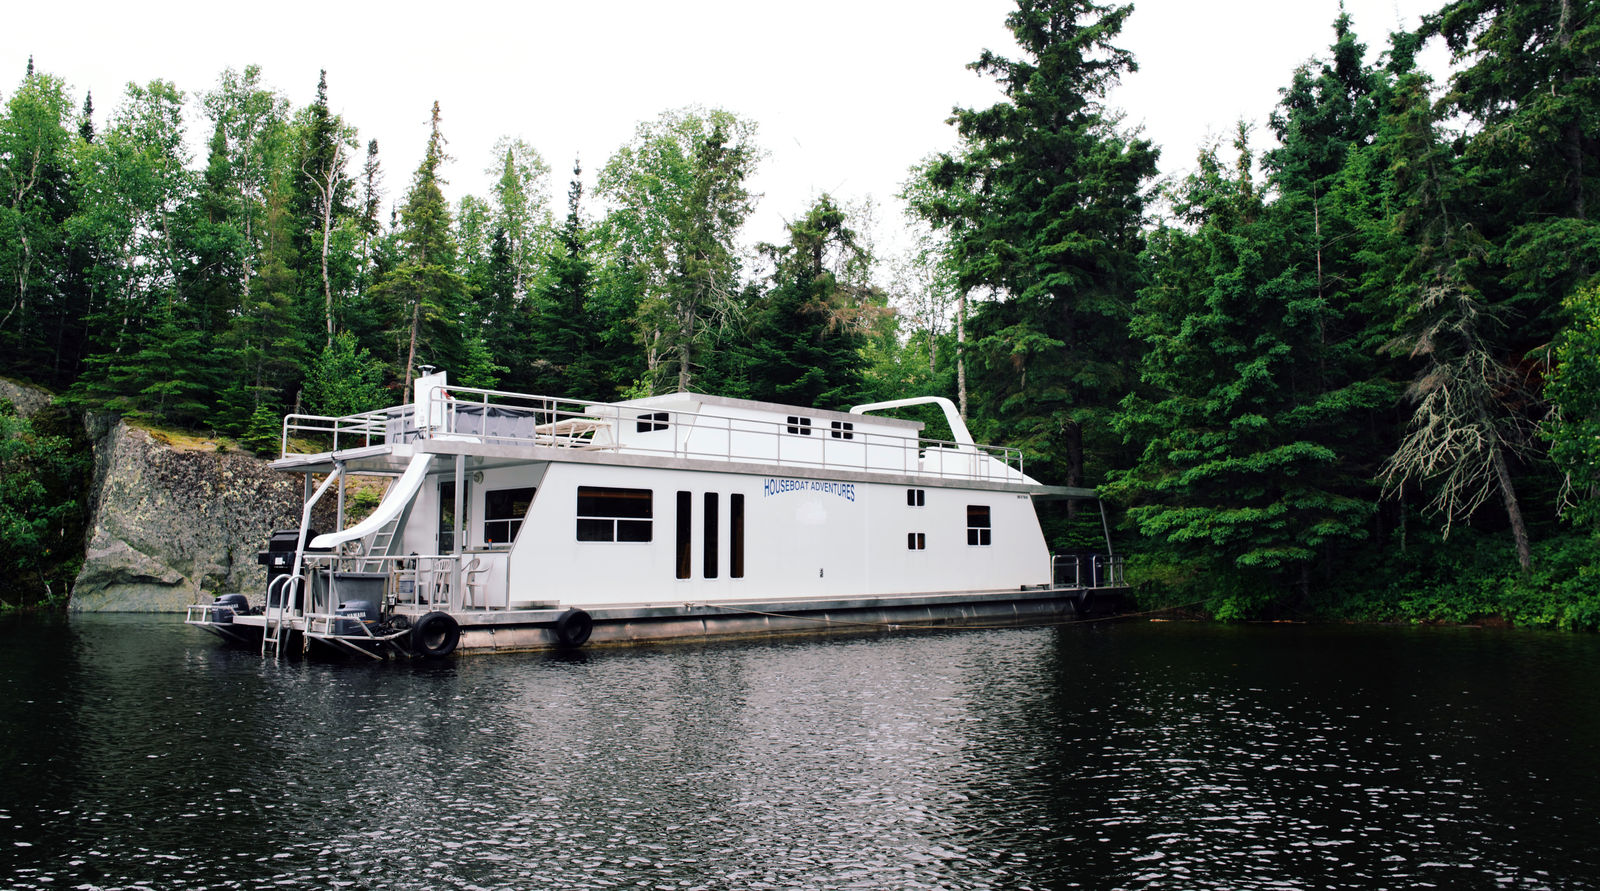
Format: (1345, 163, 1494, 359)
(310, 453, 434, 550)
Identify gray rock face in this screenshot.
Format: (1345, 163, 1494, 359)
(70, 422, 311, 612)
(0, 377, 53, 418)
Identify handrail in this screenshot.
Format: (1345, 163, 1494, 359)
(1052, 553, 1127, 589)
(280, 386, 1030, 485)
(297, 552, 474, 615)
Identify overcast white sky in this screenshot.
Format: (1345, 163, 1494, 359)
(7, 0, 1444, 253)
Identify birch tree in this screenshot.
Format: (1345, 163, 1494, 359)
(599, 107, 759, 393)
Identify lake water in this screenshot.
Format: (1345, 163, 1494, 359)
(2, 614, 1597, 890)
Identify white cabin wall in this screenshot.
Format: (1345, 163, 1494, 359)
(467, 464, 548, 607)
(865, 487, 1051, 593)
(508, 463, 678, 607)
(503, 462, 1053, 609)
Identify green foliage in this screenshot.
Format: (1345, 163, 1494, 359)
(0, 400, 88, 608)
(304, 331, 388, 417)
(738, 195, 884, 408)
(914, 0, 1159, 488)
(373, 101, 469, 391)
(1110, 127, 1384, 603)
(1544, 283, 1600, 528)
(240, 403, 282, 457)
(599, 106, 760, 393)
(0, 68, 78, 387)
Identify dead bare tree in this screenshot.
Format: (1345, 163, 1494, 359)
(1380, 274, 1537, 571)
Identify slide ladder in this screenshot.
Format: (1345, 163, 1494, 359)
(358, 511, 406, 574)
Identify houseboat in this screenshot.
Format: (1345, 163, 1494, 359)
(186, 371, 1126, 659)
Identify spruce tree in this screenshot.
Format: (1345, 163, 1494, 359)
(919, 0, 1158, 488)
(371, 101, 470, 395)
(1111, 132, 1383, 613)
(744, 195, 882, 408)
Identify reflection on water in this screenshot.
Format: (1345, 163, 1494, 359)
(2, 614, 1598, 889)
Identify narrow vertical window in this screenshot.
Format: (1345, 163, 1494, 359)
(675, 491, 692, 579)
(967, 505, 992, 546)
(906, 488, 925, 507)
(907, 532, 926, 550)
(730, 494, 745, 579)
(438, 481, 465, 553)
(704, 492, 719, 578)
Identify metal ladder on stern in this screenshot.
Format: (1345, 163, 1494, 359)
(261, 574, 297, 659)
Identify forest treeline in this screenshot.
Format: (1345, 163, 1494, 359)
(3, 0, 1599, 624)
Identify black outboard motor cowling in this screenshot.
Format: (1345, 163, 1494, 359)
(258, 529, 326, 581)
(334, 600, 380, 635)
(207, 592, 251, 623)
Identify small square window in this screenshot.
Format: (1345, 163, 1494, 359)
(907, 532, 926, 550)
(786, 416, 813, 435)
(830, 420, 854, 440)
(906, 488, 925, 507)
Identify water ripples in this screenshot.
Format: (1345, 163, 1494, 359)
(2, 615, 1597, 889)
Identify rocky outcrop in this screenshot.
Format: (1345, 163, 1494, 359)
(0, 377, 53, 418)
(70, 421, 316, 612)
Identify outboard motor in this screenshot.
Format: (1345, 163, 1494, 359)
(334, 600, 380, 636)
(207, 593, 251, 623)
(258, 529, 325, 582)
(258, 529, 331, 610)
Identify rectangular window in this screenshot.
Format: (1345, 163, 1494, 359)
(730, 494, 745, 578)
(786, 416, 812, 435)
(704, 492, 719, 578)
(967, 505, 992, 546)
(830, 420, 855, 440)
(484, 487, 536, 544)
(636, 411, 669, 433)
(906, 488, 925, 507)
(907, 532, 926, 550)
(675, 491, 692, 579)
(576, 486, 653, 542)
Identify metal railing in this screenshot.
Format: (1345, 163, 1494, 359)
(288, 552, 503, 617)
(1052, 554, 1126, 589)
(281, 386, 1029, 484)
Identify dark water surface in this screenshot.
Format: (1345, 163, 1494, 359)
(2, 615, 1598, 890)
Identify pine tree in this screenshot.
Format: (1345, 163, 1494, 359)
(1111, 129, 1383, 614)
(1423, 0, 1600, 365)
(1373, 62, 1539, 571)
(77, 91, 94, 143)
(526, 162, 619, 399)
(290, 70, 360, 348)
